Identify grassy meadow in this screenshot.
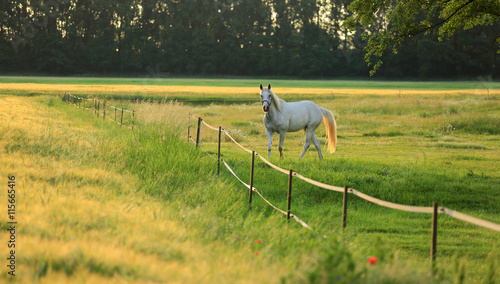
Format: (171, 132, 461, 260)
(0, 77, 499, 283)
(0, 76, 498, 102)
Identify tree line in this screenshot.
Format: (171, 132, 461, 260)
(1, 0, 498, 78)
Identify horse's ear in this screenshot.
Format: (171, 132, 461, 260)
(260, 84, 263, 90)
(268, 84, 271, 90)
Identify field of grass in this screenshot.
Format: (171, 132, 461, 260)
(0, 76, 498, 103)
(0, 77, 498, 283)
(1, 75, 498, 89)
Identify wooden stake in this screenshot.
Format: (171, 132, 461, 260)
(120, 108, 124, 127)
(196, 117, 202, 147)
(217, 126, 222, 176)
(287, 169, 293, 223)
(187, 113, 191, 143)
(342, 185, 348, 230)
(249, 151, 255, 207)
(431, 202, 438, 262)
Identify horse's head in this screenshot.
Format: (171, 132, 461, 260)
(260, 83, 272, 112)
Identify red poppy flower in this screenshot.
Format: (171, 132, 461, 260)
(368, 256, 378, 264)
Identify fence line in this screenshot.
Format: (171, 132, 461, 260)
(441, 208, 500, 232)
(221, 159, 312, 230)
(63, 93, 135, 130)
(60, 95, 500, 233)
(60, 95, 499, 264)
(350, 189, 435, 214)
(202, 120, 220, 131)
(255, 153, 290, 175)
(189, 137, 218, 160)
(194, 115, 500, 233)
(293, 172, 345, 193)
(223, 130, 253, 154)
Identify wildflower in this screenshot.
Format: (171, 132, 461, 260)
(368, 256, 378, 265)
(257, 239, 262, 244)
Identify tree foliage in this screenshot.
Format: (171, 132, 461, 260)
(0, 0, 498, 78)
(345, 0, 500, 75)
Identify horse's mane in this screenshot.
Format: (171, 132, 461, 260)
(269, 89, 283, 112)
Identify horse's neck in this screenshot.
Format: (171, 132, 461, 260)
(271, 93, 284, 111)
(265, 99, 285, 121)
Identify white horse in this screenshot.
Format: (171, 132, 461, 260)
(260, 84, 337, 160)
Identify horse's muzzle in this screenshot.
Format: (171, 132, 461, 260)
(262, 101, 270, 112)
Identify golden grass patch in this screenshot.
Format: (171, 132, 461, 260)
(1, 83, 496, 99)
(0, 96, 285, 283)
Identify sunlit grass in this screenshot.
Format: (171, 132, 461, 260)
(0, 76, 498, 102)
(0, 81, 498, 283)
(0, 96, 286, 283)
(189, 91, 499, 281)
(0, 76, 499, 90)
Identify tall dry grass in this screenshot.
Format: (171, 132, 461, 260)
(0, 96, 287, 283)
(136, 99, 191, 136)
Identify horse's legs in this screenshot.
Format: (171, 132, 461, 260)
(311, 133, 323, 160)
(278, 131, 286, 159)
(299, 128, 314, 160)
(266, 129, 273, 157)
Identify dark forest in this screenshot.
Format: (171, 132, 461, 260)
(1, 0, 498, 78)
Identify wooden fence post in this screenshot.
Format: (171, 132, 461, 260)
(187, 113, 191, 143)
(287, 169, 293, 223)
(217, 126, 222, 176)
(132, 110, 135, 130)
(97, 100, 100, 117)
(196, 117, 202, 147)
(249, 151, 255, 207)
(342, 185, 348, 231)
(115, 107, 117, 122)
(120, 108, 124, 127)
(103, 100, 106, 121)
(431, 202, 438, 262)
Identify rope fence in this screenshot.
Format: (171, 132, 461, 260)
(189, 113, 500, 264)
(62, 92, 135, 130)
(61, 93, 499, 265)
(221, 158, 312, 230)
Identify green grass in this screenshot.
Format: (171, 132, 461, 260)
(187, 88, 499, 282)
(1, 75, 499, 90)
(0, 78, 499, 283)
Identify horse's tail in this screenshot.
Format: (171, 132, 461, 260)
(321, 108, 337, 154)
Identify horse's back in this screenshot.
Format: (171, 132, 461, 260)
(283, 100, 323, 131)
(286, 101, 323, 119)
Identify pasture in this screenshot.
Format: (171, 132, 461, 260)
(0, 77, 498, 283)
